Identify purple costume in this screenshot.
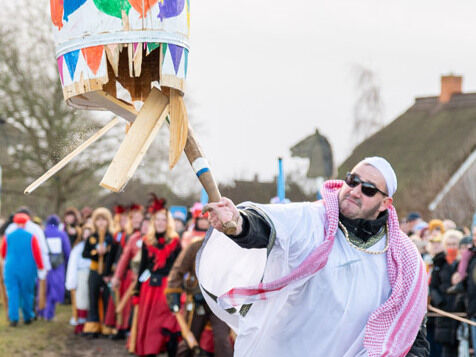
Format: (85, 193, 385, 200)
(38, 215, 71, 320)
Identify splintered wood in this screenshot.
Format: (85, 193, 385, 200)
(169, 88, 188, 169)
(100, 87, 169, 192)
(89, 93, 224, 205)
(24, 117, 120, 194)
(83, 91, 137, 122)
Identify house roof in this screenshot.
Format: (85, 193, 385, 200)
(219, 178, 314, 204)
(338, 92, 476, 218)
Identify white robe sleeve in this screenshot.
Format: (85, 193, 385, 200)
(251, 201, 326, 271)
(29, 222, 51, 272)
(197, 201, 327, 332)
(65, 245, 80, 291)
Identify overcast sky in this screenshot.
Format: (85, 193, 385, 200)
(184, 0, 476, 183)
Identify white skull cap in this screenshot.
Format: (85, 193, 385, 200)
(361, 156, 397, 197)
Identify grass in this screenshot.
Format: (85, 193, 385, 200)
(0, 301, 148, 357)
(0, 303, 71, 356)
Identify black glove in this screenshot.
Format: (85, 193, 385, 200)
(193, 293, 205, 304)
(167, 293, 181, 312)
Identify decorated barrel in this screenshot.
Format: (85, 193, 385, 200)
(45, 0, 236, 236)
(50, 0, 190, 107)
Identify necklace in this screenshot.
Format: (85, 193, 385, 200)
(338, 221, 389, 255)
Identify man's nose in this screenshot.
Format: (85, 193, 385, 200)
(349, 185, 362, 198)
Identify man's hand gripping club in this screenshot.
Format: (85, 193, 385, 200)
(203, 198, 242, 236)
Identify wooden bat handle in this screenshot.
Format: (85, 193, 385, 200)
(183, 126, 220, 202)
(129, 305, 139, 353)
(183, 126, 237, 235)
(116, 279, 137, 314)
(175, 312, 200, 354)
(113, 287, 123, 325)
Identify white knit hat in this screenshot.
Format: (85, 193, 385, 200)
(361, 156, 397, 197)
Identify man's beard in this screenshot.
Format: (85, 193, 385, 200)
(361, 201, 383, 220)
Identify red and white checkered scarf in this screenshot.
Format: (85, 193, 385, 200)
(218, 180, 428, 356)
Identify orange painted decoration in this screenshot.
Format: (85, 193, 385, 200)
(81, 45, 104, 75)
(128, 0, 159, 18)
(50, 0, 64, 29)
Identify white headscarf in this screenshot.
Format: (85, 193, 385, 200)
(361, 156, 397, 197)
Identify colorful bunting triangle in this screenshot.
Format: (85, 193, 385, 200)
(81, 45, 104, 75)
(161, 43, 168, 62)
(147, 42, 160, 53)
(184, 49, 188, 77)
(64, 50, 80, 81)
(168, 44, 183, 75)
(63, 0, 87, 21)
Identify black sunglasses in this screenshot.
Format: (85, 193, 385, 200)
(345, 172, 388, 197)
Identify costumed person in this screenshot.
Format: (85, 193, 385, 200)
(425, 233, 444, 356)
(428, 219, 445, 241)
(82, 207, 118, 338)
(38, 215, 71, 321)
(81, 207, 93, 226)
(403, 212, 428, 237)
(181, 203, 209, 249)
(132, 197, 181, 356)
(63, 207, 82, 247)
(1, 213, 44, 326)
(104, 204, 129, 335)
(127, 203, 146, 237)
(62, 208, 82, 305)
(5, 207, 50, 311)
(109, 203, 145, 340)
(460, 226, 476, 351)
(113, 205, 129, 249)
(170, 206, 188, 238)
(429, 229, 463, 357)
(66, 223, 93, 334)
(166, 237, 234, 357)
(447, 230, 476, 294)
(198, 157, 429, 357)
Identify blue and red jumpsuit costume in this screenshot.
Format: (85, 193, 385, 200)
(1, 224, 43, 323)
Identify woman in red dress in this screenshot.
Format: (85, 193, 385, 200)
(133, 197, 182, 356)
(107, 203, 145, 339)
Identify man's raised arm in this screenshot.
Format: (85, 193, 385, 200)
(206, 198, 270, 249)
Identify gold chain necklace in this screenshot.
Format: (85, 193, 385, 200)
(338, 221, 389, 255)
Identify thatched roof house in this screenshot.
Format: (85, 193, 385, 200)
(219, 175, 314, 204)
(338, 75, 476, 225)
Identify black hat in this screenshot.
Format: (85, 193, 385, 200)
(406, 212, 421, 222)
(460, 236, 472, 247)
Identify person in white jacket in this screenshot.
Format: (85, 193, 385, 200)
(65, 224, 92, 334)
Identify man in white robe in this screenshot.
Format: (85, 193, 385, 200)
(197, 157, 428, 357)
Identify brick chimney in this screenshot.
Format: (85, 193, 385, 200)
(440, 75, 462, 103)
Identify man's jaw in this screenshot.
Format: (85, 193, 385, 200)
(339, 198, 360, 220)
(343, 195, 361, 208)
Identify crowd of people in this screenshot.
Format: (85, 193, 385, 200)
(0, 195, 234, 357)
(402, 212, 476, 357)
(0, 187, 476, 356)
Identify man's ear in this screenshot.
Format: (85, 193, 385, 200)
(382, 197, 393, 211)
